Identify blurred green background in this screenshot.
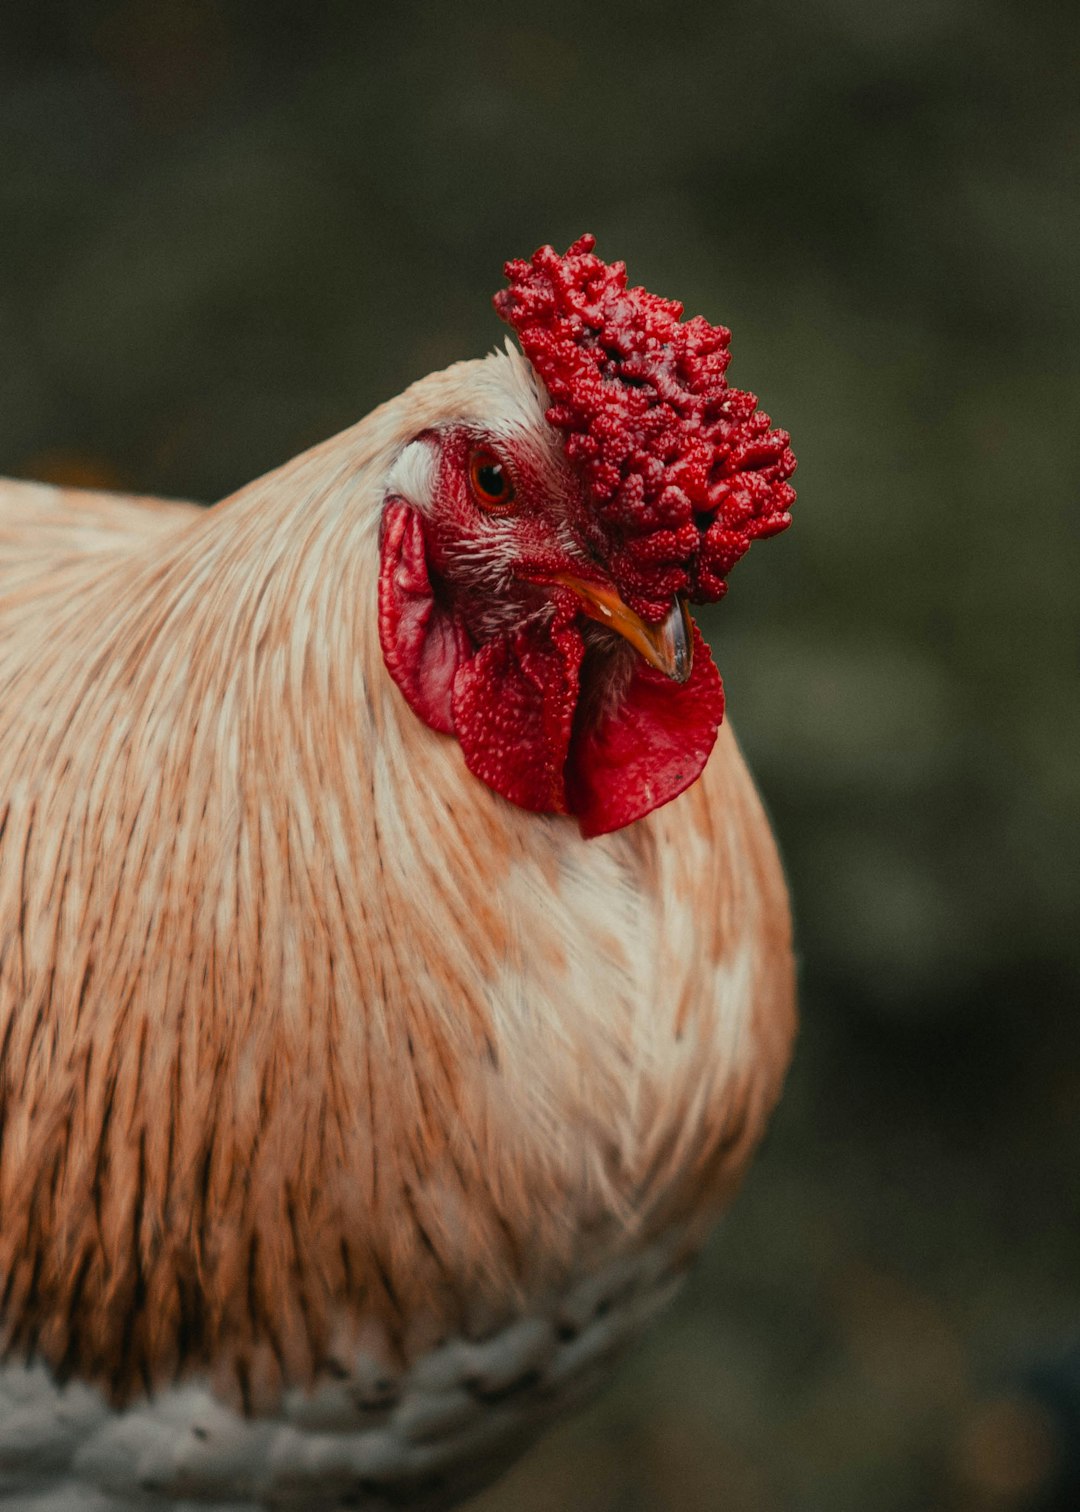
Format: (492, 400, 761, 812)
(1, 2, 1077, 1508)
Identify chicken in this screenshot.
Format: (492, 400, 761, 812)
(0, 238, 797, 1510)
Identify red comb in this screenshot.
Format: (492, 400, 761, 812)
(494, 235, 796, 624)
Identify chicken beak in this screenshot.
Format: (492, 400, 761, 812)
(556, 577, 694, 684)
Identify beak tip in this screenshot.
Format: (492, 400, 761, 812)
(554, 573, 695, 682)
(664, 597, 694, 684)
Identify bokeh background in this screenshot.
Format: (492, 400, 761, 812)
(1, 2, 1077, 1508)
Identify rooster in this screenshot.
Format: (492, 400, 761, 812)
(0, 238, 797, 1510)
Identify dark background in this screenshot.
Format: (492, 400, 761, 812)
(1, 3, 1077, 1509)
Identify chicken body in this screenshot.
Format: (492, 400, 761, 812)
(0, 350, 795, 1509)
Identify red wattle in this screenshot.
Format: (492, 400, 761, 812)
(451, 615, 584, 816)
(567, 623, 724, 838)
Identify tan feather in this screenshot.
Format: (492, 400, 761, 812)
(0, 352, 795, 1423)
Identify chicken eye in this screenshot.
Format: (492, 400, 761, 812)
(468, 448, 516, 513)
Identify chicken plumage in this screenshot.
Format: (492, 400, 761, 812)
(0, 250, 795, 1509)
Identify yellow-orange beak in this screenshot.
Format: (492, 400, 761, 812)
(556, 576, 694, 684)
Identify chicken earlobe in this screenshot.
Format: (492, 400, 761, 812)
(378, 499, 471, 734)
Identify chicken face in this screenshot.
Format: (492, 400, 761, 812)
(379, 412, 726, 837)
(379, 236, 796, 838)
(393, 423, 695, 669)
